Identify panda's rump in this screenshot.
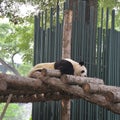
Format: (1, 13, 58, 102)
(54, 60, 74, 75)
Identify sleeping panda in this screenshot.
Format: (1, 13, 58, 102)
(29, 58, 87, 77)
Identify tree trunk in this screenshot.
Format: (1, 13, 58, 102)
(61, 9, 73, 120)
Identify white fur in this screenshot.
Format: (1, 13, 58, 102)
(28, 62, 55, 76)
(80, 65, 87, 77)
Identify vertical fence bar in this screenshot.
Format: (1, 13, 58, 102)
(81, 1, 86, 60)
(33, 15, 38, 65)
(54, 2, 60, 61)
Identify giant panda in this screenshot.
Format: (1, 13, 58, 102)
(29, 58, 87, 77)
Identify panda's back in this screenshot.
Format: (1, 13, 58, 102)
(64, 58, 79, 66)
(30, 62, 55, 73)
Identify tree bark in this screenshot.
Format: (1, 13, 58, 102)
(41, 68, 61, 77)
(105, 91, 120, 103)
(62, 10, 73, 59)
(61, 9, 73, 120)
(0, 79, 7, 91)
(43, 77, 120, 114)
(0, 73, 44, 90)
(61, 75, 104, 85)
(83, 83, 120, 94)
(83, 83, 120, 103)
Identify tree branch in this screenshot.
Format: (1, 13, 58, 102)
(0, 58, 20, 76)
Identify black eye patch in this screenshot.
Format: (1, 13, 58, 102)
(81, 70, 85, 73)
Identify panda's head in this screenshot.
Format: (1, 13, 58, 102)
(64, 58, 87, 77)
(77, 61, 87, 77)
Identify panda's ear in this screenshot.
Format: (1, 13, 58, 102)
(79, 61, 84, 66)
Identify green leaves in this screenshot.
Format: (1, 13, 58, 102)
(0, 103, 32, 120)
(0, 18, 34, 64)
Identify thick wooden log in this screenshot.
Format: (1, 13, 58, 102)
(42, 77, 120, 114)
(28, 70, 43, 78)
(0, 73, 62, 96)
(83, 83, 102, 93)
(0, 73, 44, 90)
(0, 73, 76, 103)
(105, 91, 120, 103)
(83, 83, 120, 94)
(41, 69, 61, 77)
(61, 75, 104, 85)
(83, 83, 120, 103)
(0, 80, 7, 91)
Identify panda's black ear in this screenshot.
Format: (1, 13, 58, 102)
(79, 61, 84, 66)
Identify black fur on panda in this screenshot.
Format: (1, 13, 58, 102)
(54, 59, 84, 75)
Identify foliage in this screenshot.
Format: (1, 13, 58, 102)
(98, 0, 120, 9)
(16, 63, 32, 76)
(0, 17, 34, 65)
(0, 103, 32, 120)
(0, 0, 38, 24)
(0, 24, 12, 38)
(29, 116, 32, 120)
(0, 0, 64, 25)
(0, 103, 20, 120)
(97, 0, 120, 30)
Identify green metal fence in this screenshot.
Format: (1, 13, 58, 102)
(32, 0, 120, 120)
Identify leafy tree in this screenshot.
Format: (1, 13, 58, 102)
(98, 0, 120, 9)
(96, 0, 120, 29)
(0, 23, 12, 37)
(0, 17, 34, 65)
(0, 103, 32, 120)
